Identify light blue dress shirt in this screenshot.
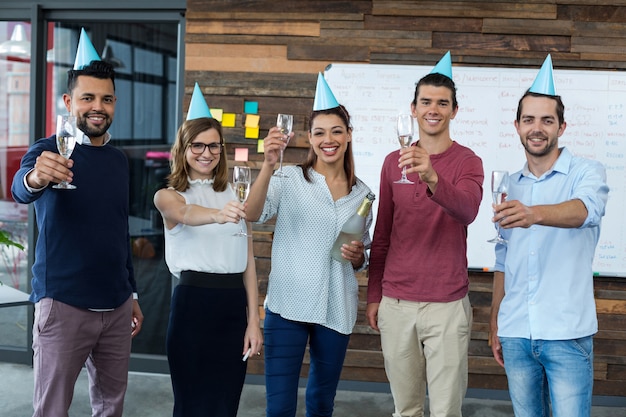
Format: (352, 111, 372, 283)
(495, 147, 609, 340)
(257, 165, 373, 335)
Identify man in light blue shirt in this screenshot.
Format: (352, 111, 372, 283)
(489, 85, 609, 417)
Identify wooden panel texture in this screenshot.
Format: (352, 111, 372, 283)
(185, 0, 626, 396)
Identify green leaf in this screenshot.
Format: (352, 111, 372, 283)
(0, 230, 24, 251)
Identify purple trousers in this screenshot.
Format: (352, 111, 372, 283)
(32, 296, 133, 417)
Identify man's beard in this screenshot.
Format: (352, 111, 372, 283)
(523, 135, 557, 157)
(77, 113, 111, 138)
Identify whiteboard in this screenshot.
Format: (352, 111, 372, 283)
(325, 63, 626, 276)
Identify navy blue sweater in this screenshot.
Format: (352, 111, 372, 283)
(11, 135, 136, 309)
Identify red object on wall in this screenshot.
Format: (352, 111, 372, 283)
(1, 146, 28, 201)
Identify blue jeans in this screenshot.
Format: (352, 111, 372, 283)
(264, 309, 350, 417)
(500, 336, 594, 417)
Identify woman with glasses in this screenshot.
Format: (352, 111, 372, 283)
(154, 112, 262, 416)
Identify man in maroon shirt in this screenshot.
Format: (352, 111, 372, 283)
(366, 54, 484, 417)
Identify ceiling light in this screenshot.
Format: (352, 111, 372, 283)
(102, 41, 125, 68)
(0, 24, 30, 60)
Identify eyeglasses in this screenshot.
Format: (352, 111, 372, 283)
(189, 142, 223, 155)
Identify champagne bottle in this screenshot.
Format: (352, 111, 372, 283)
(331, 192, 375, 263)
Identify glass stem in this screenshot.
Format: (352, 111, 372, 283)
(278, 149, 284, 172)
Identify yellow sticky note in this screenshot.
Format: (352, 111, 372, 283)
(234, 147, 249, 162)
(245, 126, 260, 139)
(222, 113, 236, 127)
(257, 139, 264, 153)
(245, 114, 260, 128)
(210, 108, 223, 122)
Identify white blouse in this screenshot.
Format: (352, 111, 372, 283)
(164, 178, 247, 278)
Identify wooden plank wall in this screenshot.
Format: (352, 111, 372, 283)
(184, 0, 626, 396)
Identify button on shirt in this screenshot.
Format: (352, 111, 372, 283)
(257, 166, 372, 335)
(495, 147, 609, 340)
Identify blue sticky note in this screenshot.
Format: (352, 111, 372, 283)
(244, 101, 259, 114)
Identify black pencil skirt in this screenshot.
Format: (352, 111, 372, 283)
(166, 271, 247, 417)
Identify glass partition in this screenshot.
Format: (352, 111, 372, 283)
(0, 16, 182, 366)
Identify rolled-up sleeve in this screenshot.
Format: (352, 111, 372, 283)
(574, 159, 609, 228)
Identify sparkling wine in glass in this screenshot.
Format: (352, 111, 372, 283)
(232, 166, 251, 237)
(487, 170, 510, 244)
(394, 113, 414, 184)
(53, 115, 77, 189)
(273, 113, 293, 178)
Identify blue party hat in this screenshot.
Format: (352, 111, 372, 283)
(73, 28, 101, 70)
(313, 72, 340, 111)
(186, 82, 213, 120)
(429, 51, 453, 79)
(529, 54, 556, 96)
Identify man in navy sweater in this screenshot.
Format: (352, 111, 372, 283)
(11, 36, 143, 416)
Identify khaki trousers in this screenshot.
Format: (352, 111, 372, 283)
(378, 295, 472, 417)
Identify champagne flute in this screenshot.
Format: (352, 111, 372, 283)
(232, 166, 251, 237)
(53, 115, 77, 189)
(394, 113, 414, 184)
(487, 170, 510, 244)
(273, 113, 293, 178)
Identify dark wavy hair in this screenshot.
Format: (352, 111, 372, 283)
(67, 60, 116, 94)
(167, 117, 228, 192)
(300, 105, 356, 187)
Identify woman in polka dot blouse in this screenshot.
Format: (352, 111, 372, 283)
(247, 93, 373, 416)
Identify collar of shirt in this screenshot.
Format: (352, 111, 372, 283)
(75, 128, 111, 146)
(521, 147, 571, 180)
(188, 177, 214, 186)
